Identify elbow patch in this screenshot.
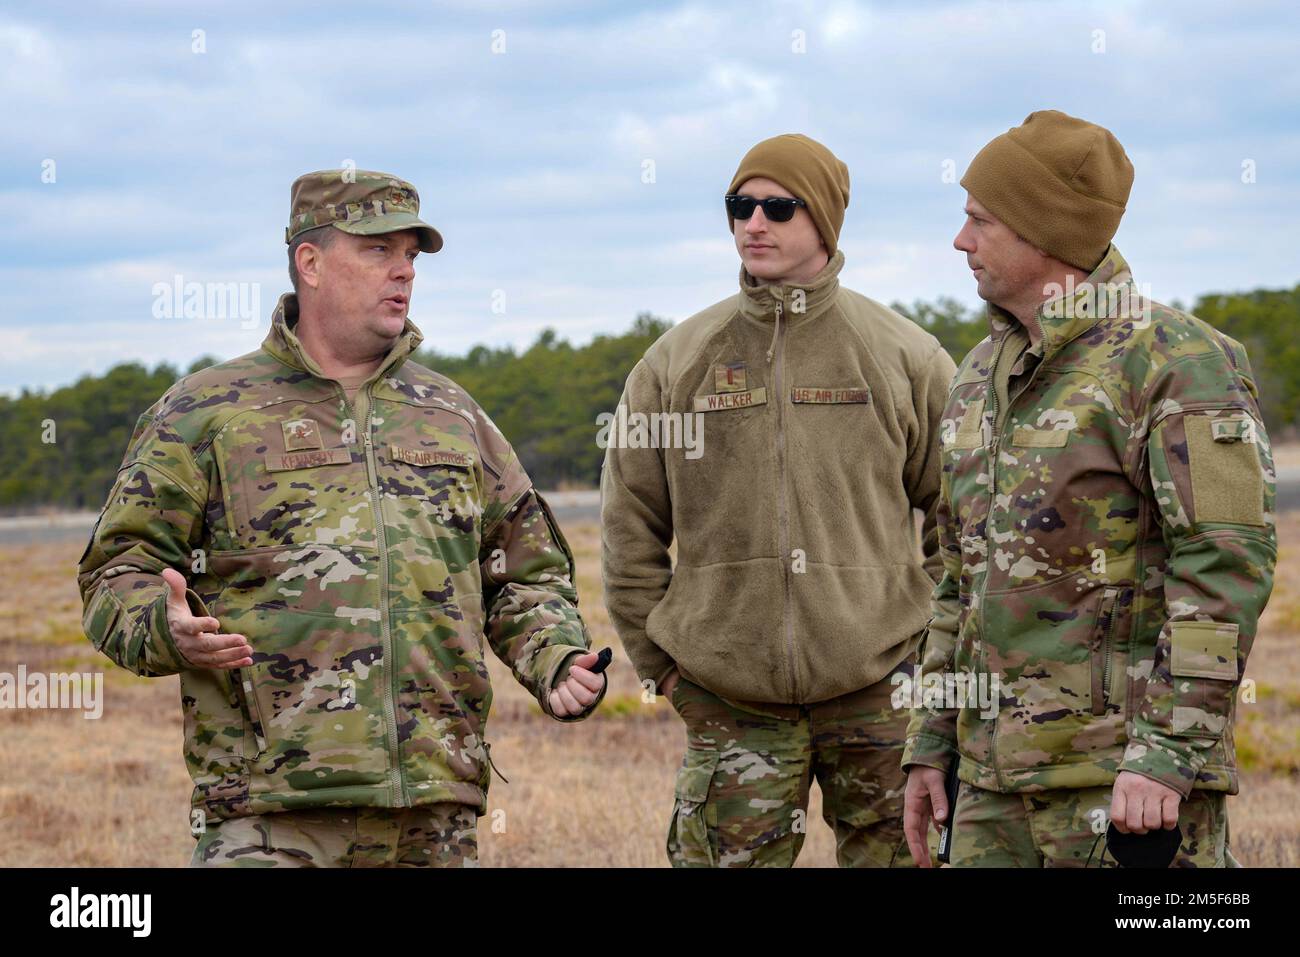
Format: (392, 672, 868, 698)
(1184, 413, 1265, 525)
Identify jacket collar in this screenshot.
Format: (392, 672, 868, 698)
(988, 244, 1134, 359)
(737, 249, 845, 324)
(261, 292, 425, 382)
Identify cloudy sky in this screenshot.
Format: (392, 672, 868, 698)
(2, 0, 1297, 394)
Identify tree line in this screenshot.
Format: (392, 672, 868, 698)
(2, 284, 1296, 512)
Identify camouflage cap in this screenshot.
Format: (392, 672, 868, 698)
(285, 169, 443, 253)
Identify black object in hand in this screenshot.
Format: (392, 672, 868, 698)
(1105, 821, 1182, 868)
(936, 760, 961, 864)
(588, 647, 613, 674)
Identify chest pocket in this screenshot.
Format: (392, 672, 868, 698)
(940, 389, 992, 550)
(221, 411, 365, 549)
(993, 370, 1132, 583)
(380, 444, 480, 534)
(788, 382, 876, 452)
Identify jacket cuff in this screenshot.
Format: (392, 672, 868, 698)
(1119, 734, 1202, 799)
(901, 732, 958, 775)
(536, 645, 605, 722)
(139, 592, 185, 675)
(654, 662, 678, 696)
(155, 586, 218, 673)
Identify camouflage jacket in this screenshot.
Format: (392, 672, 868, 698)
(78, 294, 600, 822)
(902, 246, 1277, 798)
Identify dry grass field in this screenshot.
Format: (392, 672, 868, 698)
(1, 513, 1296, 867)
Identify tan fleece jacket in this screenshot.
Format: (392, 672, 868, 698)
(600, 251, 957, 705)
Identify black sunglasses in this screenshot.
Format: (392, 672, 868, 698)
(725, 193, 807, 223)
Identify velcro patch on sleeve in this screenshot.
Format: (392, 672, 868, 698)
(263, 449, 352, 472)
(790, 385, 871, 404)
(1184, 414, 1265, 525)
(693, 387, 767, 412)
(388, 445, 474, 468)
(1169, 620, 1239, 680)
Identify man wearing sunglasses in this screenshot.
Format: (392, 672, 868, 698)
(602, 134, 957, 866)
(901, 111, 1277, 867)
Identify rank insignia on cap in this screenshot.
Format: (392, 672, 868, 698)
(282, 418, 323, 452)
(715, 361, 748, 393)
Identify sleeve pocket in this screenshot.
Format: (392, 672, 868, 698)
(1170, 620, 1239, 680)
(1169, 621, 1239, 739)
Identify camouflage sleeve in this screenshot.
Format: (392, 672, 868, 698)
(599, 358, 678, 694)
(901, 454, 963, 775)
(1120, 348, 1278, 796)
(480, 447, 603, 723)
(904, 342, 958, 587)
(76, 407, 212, 677)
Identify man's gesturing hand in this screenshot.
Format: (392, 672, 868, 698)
(548, 651, 606, 717)
(903, 766, 948, 868)
(161, 568, 253, 669)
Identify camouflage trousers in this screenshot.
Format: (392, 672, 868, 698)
(666, 662, 915, 868)
(190, 804, 478, 868)
(949, 780, 1237, 868)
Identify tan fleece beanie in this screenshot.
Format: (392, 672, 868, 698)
(961, 110, 1134, 271)
(726, 134, 850, 255)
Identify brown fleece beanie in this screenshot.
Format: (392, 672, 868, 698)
(727, 134, 850, 254)
(961, 110, 1134, 271)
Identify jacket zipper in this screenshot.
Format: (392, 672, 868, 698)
(977, 334, 1009, 786)
(1091, 586, 1119, 716)
(1102, 592, 1118, 705)
(236, 668, 267, 756)
(771, 298, 798, 701)
(222, 600, 266, 757)
(1129, 445, 1150, 724)
(348, 386, 404, 806)
(979, 332, 1049, 786)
